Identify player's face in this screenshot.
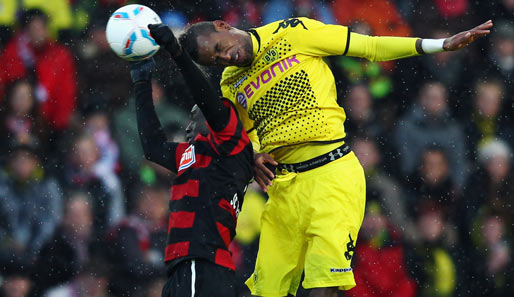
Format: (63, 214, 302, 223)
(185, 105, 209, 143)
(196, 21, 253, 67)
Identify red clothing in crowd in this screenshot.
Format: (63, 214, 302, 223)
(0, 34, 76, 130)
(332, 0, 411, 37)
(347, 235, 417, 297)
(434, 0, 469, 18)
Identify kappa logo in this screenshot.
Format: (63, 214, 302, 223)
(236, 92, 247, 109)
(273, 18, 308, 34)
(330, 267, 353, 273)
(178, 145, 196, 171)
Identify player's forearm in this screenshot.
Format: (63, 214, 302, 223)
(133, 81, 176, 170)
(173, 52, 230, 131)
(346, 33, 420, 61)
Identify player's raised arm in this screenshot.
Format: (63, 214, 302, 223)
(148, 24, 230, 132)
(130, 59, 179, 172)
(347, 20, 493, 61)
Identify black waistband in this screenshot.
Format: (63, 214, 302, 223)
(277, 143, 351, 173)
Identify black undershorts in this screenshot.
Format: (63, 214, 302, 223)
(162, 259, 237, 297)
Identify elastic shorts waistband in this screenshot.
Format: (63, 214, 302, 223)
(277, 143, 351, 173)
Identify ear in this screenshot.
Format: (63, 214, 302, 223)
(213, 20, 232, 32)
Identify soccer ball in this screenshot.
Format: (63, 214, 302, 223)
(106, 4, 162, 61)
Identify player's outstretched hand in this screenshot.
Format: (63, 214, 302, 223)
(129, 58, 155, 83)
(148, 24, 182, 56)
(443, 20, 493, 51)
(254, 153, 278, 192)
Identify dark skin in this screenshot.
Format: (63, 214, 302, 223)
(193, 19, 494, 194)
(195, 20, 254, 67)
(185, 104, 209, 143)
(191, 19, 494, 297)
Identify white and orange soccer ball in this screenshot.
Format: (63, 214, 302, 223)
(106, 4, 162, 61)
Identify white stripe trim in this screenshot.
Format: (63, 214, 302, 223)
(191, 260, 196, 297)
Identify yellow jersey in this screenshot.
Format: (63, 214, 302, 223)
(221, 17, 419, 163)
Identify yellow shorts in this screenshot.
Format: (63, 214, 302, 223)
(246, 152, 366, 296)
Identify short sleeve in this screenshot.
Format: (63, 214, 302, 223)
(282, 17, 350, 57)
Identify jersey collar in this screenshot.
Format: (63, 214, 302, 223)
(247, 29, 261, 60)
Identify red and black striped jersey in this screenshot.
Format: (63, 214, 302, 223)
(165, 100, 253, 271)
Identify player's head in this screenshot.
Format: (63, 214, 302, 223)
(185, 105, 209, 143)
(179, 21, 253, 67)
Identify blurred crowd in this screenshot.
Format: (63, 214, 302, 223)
(0, 0, 513, 297)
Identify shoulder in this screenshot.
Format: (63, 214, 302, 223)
(268, 17, 325, 34)
(221, 67, 239, 86)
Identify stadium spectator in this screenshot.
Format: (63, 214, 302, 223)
(0, 79, 47, 159)
(63, 133, 125, 237)
(458, 139, 514, 242)
(106, 184, 168, 297)
(464, 79, 514, 160)
(343, 84, 383, 140)
(466, 211, 514, 297)
(394, 81, 468, 187)
(30, 192, 99, 296)
(0, 9, 76, 131)
(417, 29, 468, 98)
(481, 21, 514, 112)
(342, 84, 397, 162)
(332, 0, 411, 37)
(351, 137, 418, 243)
(346, 200, 417, 297)
(81, 100, 120, 182)
(0, 143, 62, 264)
(0, 264, 32, 297)
(406, 201, 459, 297)
(407, 146, 458, 216)
(43, 260, 112, 297)
(457, 139, 514, 294)
(75, 23, 132, 109)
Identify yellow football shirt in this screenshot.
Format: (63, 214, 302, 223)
(221, 17, 420, 163)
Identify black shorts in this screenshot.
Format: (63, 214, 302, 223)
(162, 259, 237, 297)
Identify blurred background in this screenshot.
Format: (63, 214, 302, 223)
(0, 0, 513, 296)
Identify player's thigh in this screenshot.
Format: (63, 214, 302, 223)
(303, 155, 366, 290)
(247, 175, 307, 296)
(162, 259, 237, 297)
